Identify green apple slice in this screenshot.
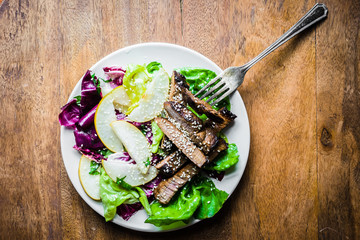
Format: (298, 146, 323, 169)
(110, 120, 151, 174)
(127, 68, 170, 122)
(95, 86, 130, 152)
(79, 155, 101, 200)
(102, 154, 158, 186)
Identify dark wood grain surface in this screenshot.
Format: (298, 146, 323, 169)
(0, 0, 359, 239)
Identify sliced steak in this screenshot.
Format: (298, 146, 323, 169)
(164, 101, 203, 132)
(207, 138, 228, 161)
(160, 135, 176, 153)
(180, 86, 237, 131)
(154, 163, 199, 204)
(155, 150, 187, 177)
(154, 139, 228, 204)
(155, 117, 209, 168)
(169, 71, 189, 104)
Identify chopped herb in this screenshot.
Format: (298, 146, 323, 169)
(187, 105, 208, 121)
(91, 73, 102, 95)
(89, 161, 101, 175)
(116, 176, 133, 190)
(100, 78, 113, 83)
(99, 148, 113, 159)
(144, 158, 151, 167)
(74, 95, 81, 106)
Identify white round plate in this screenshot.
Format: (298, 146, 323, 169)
(60, 42, 250, 232)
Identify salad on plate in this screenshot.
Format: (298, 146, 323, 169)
(59, 61, 240, 227)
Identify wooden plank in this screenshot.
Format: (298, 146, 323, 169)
(0, 0, 63, 239)
(182, 0, 318, 239)
(316, 0, 360, 239)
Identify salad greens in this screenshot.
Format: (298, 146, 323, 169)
(205, 143, 239, 172)
(89, 161, 101, 175)
(99, 168, 150, 221)
(146, 61, 163, 74)
(150, 121, 164, 153)
(145, 176, 228, 226)
(123, 62, 166, 115)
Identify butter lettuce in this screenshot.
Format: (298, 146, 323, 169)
(145, 176, 228, 227)
(150, 121, 164, 153)
(146, 61, 163, 74)
(99, 168, 150, 221)
(145, 180, 201, 227)
(175, 67, 230, 110)
(193, 177, 228, 219)
(123, 62, 165, 115)
(205, 143, 239, 171)
(123, 64, 150, 112)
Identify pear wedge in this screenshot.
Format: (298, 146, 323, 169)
(102, 157, 158, 187)
(127, 68, 170, 122)
(110, 120, 151, 174)
(79, 155, 101, 201)
(95, 86, 130, 152)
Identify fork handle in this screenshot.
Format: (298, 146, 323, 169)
(243, 3, 328, 71)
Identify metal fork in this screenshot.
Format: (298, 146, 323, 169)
(195, 3, 328, 106)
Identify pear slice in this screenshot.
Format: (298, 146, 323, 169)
(110, 120, 151, 174)
(102, 156, 158, 187)
(127, 68, 170, 122)
(95, 86, 130, 152)
(79, 155, 101, 200)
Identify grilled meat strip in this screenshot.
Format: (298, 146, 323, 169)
(179, 86, 237, 132)
(155, 117, 208, 168)
(155, 150, 187, 177)
(156, 138, 228, 178)
(154, 138, 228, 204)
(164, 100, 218, 154)
(169, 71, 189, 104)
(164, 101, 203, 132)
(154, 163, 199, 204)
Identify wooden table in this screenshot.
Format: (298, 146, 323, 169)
(1, 0, 359, 239)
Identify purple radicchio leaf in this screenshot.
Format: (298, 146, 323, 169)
(203, 169, 225, 181)
(77, 104, 97, 130)
(117, 202, 143, 221)
(73, 145, 104, 163)
(107, 152, 136, 164)
(141, 176, 162, 198)
(80, 70, 102, 115)
(58, 99, 81, 129)
(103, 66, 126, 87)
(74, 125, 104, 150)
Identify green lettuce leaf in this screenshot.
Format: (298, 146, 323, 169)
(123, 64, 151, 114)
(204, 143, 239, 171)
(145, 176, 228, 227)
(145, 181, 201, 227)
(135, 187, 152, 215)
(99, 168, 151, 221)
(175, 67, 230, 110)
(146, 61, 163, 74)
(193, 176, 229, 219)
(151, 121, 164, 153)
